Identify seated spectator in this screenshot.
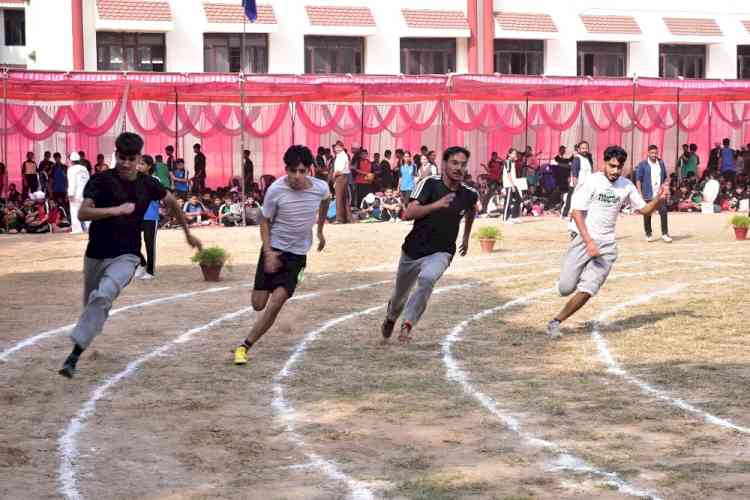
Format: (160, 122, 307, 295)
(244, 196, 262, 225)
(47, 199, 71, 233)
(24, 199, 50, 233)
(676, 185, 700, 212)
(486, 190, 504, 218)
(729, 185, 748, 211)
(359, 192, 382, 221)
(2, 201, 25, 233)
(380, 189, 401, 222)
(183, 194, 209, 226)
(218, 196, 242, 227)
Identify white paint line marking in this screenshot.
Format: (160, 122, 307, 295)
(272, 281, 480, 500)
(592, 277, 750, 434)
(441, 281, 664, 499)
(1, 285, 240, 363)
(57, 279, 391, 500)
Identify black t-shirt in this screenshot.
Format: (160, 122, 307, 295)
(83, 169, 167, 259)
(402, 176, 478, 259)
(194, 152, 207, 179)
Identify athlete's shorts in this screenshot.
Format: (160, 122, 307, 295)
(558, 234, 617, 297)
(253, 248, 307, 298)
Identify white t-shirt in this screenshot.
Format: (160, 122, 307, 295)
(648, 159, 661, 194)
(574, 154, 592, 187)
(261, 176, 331, 255)
(570, 172, 646, 242)
(333, 151, 349, 174)
(67, 164, 90, 202)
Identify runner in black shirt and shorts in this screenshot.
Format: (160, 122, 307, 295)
(381, 146, 478, 344)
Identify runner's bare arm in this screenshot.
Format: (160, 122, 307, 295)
(571, 209, 599, 257)
(317, 197, 330, 252)
(163, 192, 202, 250)
(77, 198, 134, 221)
(458, 206, 476, 256)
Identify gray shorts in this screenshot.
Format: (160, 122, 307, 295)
(558, 235, 617, 297)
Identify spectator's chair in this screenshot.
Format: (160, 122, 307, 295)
(701, 179, 720, 213)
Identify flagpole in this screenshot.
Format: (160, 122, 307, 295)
(241, 2, 247, 226)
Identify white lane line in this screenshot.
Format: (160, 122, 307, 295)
(441, 277, 667, 499)
(57, 280, 389, 500)
(592, 277, 750, 434)
(271, 281, 479, 500)
(0, 285, 246, 363)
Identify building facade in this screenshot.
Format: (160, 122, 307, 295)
(1, 0, 750, 79)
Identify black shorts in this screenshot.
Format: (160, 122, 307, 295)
(253, 249, 307, 297)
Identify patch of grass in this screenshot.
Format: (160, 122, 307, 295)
(386, 473, 490, 500)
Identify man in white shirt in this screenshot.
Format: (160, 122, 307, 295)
(234, 145, 330, 365)
(635, 145, 672, 243)
(67, 152, 90, 234)
(547, 145, 668, 339)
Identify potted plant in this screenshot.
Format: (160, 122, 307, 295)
(730, 214, 750, 241)
(191, 246, 230, 281)
(474, 226, 502, 253)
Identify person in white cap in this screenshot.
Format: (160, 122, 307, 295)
(67, 151, 90, 234)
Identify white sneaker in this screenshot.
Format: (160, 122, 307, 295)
(645, 235, 655, 243)
(661, 234, 673, 243)
(139, 273, 155, 280)
(134, 266, 145, 278)
(547, 319, 562, 340)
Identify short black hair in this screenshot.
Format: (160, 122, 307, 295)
(689, 143, 697, 151)
(648, 144, 658, 151)
(578, 140, 589, 147)
(243, 149, 250, 155)
(384, 149, 392, 157)
(193, 143, 201, 150)
(603, 145, 628, 165)
(723, 138, 730, 147)
(115, 132, 144, 156)
(165, 145, 174, 151)
(443, 146, 470, 162)
(283, 145, 314, 168)
(175, 158, 185, 166)
(53, 152, 61, 159)
(142, 155, 154, 166)
(154, 154, 163, 161)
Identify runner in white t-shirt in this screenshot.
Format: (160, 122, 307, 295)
(547, 145, 668, 339)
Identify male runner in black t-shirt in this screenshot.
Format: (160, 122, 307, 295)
(381, 146, 478, 344)
(59, 132, 202, 378)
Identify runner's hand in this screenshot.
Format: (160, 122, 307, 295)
(264, 249, 282, 273)
(434, 193, 455, 209)
(459, 239, 469, 256)
(317, 231, 326, 252)
(585, 240, 600, 258)
(116, 202, 135, 216)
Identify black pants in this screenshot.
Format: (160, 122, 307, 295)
(140, 220, 157, 275)
(503, 188, 521, 221)
(562, 190, 573, 217)
(24, 174, 38, 196)
(192, 177, 206, 194)
(643, 202, 668, 237)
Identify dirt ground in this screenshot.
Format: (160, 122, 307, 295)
(0, 212, 748, 500)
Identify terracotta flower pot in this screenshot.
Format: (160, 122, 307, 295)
(200, 263, 223, 281)
(479, 238, 496, 253)
(734, 227, 748, 241)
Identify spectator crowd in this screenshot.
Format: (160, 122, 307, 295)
(2, 138, 750, 235)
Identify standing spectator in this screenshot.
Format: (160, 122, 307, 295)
(192, 143, 207, 193)
(719, 138, 737, 183)
(502, 148, 522, 223)
(398, 151, 416, 206)
(22, 151, 38, 197)
(153, 154, 171, 189)
(243, 149, 254, 194)
(707, 142, 721, 172)
(38, 151, 53, 179)
(379, 149, 394, 190)
(371, 152, 383, 193)
(0, 162, 7, 200)
(427, 150, 439, 174)
(682, 144, 699, 179)
(635, 145, 672, 243)
(137, 155, 159, 280)
(165, 145, 176, 172)
(417, 153, 436, 180)
(563, 141, 593, 219)
(67, 151, 90, 234)
(94, 153, 110, 173)
(332, 140, 352, 223)
(352, 148, 373, 207)
(171, 159, 190, 199)
(78, 151, 93, 175)
(482, 151, 502, 191)
(553, 145, 571, 193)
(50, 152, 69, 214)
(37, 157, 50, 196)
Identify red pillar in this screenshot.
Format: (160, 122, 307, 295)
(467, 0, 478, 73)
(72, 0, 84, 70)
(482, 0, 494, 74)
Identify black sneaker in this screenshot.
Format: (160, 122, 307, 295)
(58, 353, 78, 379)
(382, 318, 396, 339)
